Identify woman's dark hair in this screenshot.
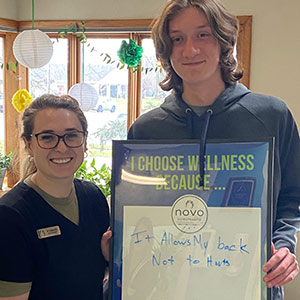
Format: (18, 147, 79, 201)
(22, 94, 88, 141)
(151, 0, 243, 94)
(20, 94, 88, 179)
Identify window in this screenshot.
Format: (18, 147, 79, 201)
(140, 38, 169, 114)
(81, 38, 129, 166)
(1, 16, 251, 184)
(29, 37, 68, 98)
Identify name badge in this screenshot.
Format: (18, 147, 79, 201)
(37, 225, 61, 239)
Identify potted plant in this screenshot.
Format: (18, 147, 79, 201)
(75, 159, 111, 199)
(0, 152, 12, 190)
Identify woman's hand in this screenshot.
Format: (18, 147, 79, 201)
(101, 228, 112, 262)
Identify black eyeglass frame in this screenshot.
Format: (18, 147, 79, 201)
(31, 131, 86, 149)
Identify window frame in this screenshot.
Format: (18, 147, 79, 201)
(0, 33, 5, 153)
(0, 16, 252, 186)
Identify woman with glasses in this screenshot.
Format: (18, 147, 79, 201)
(0, 94, 111, 300)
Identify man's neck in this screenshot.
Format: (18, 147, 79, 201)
(182, 79, 226, 106)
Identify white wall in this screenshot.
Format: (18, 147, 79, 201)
(222, 0, 300, 126)
(0, 0, 17, 20)
(16, 0, 165, 20)
(3, 0, 300, 297)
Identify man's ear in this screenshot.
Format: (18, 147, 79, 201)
(23, 137, 34, 157)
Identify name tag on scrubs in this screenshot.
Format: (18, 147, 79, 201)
(37, 225, 61, 239)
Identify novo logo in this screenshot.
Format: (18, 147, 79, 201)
(174, 208, 205, 217)
(171, 194, 208, 234)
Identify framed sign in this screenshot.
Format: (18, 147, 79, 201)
(109, 139, 274, 300)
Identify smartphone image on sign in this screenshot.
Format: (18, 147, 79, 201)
(222, 177, 256, 207)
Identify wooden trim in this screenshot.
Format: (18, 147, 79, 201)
(18, 19, 153, 31)
(0, 18, 18, 30)
(138, 33, 152, 39)
(47, 33, 60, 38)
(85, 32, 134, 39)
(133, 33, 142, 125)
(136, 34, 143, 117)
(127, 73, 138, 130)
(84, 19, 153, 29)
(3, 32, 23, 186)
(68, 34, 81, 88)
(18, 20, 80, 31)
(237, 16, 252, 88)
(127, 33, 139, 130)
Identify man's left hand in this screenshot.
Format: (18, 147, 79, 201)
(263, 243, 299, 288)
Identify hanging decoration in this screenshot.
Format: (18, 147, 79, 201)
(68, 39, 98, 112)
(68, 83, 98, 112)
(58, 21, 87, 44)
(57, 24, 163, 74)
(117, 39, 143, 71)
(12, 0, 53, 69)
(11, 89, 33, 113)
(0, 61, 18, 73)
(13, 30, 53, 69)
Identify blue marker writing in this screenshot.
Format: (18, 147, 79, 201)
(217, 236, 236, 251)
(152, 253, 175, 266)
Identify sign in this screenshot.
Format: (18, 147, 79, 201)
(110, 139, 273, 300)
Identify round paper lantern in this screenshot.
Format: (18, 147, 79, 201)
(68, 83, 98, 112)
(13, 29, 53, 69)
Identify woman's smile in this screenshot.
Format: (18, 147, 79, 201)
(50, 157, 73, 164)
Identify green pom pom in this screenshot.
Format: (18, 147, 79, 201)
(117, 39, 143, 67)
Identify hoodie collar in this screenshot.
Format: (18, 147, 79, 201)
(161, 82, 251, 118)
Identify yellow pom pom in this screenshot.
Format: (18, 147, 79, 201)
(12, 89, 33, 113)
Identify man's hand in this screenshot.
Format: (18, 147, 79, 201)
(263, 243, 299, 288)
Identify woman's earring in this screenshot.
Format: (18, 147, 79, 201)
(84, 152, 88, 159)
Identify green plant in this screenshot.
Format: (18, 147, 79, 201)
(75, 159, 111, 198)
(0, 141, 4, 154)
(93, 119, 127, 150)
(0, 152, 12, 169)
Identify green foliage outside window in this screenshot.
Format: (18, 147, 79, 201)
(93, 118, 127, 151)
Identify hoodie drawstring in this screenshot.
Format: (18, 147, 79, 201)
(185, 108, 193, 138)
(185, 107, 213, 186)
(199, 109, 213, 186)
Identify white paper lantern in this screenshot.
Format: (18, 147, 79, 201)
(68, 83, 98, 112)
(13, 29, 53, 69)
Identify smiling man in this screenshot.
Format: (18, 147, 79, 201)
(128, 1, 300, 299)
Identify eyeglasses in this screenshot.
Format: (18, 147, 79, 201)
(32, 131, 86, 149)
